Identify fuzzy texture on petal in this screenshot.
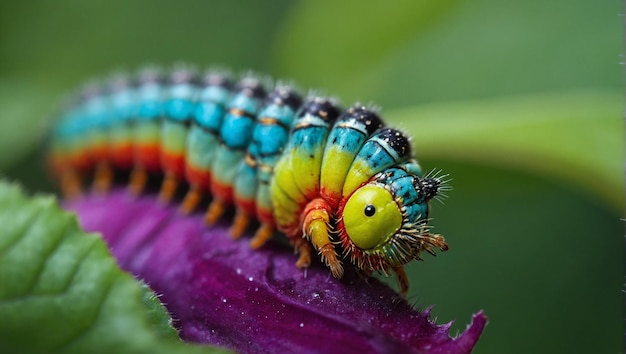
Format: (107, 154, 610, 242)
(65, 189, 486, 354)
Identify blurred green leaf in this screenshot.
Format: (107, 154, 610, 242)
(0, 1, 294, 82)
(388, 90, 623, 211)
(401, 161, 622, 353)
(0, 181, 229, 354)
(271, 0, 460, 102)
(0, 80, 58, 170)
(273, 0, 622, 107)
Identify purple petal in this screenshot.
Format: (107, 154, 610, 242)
(65, 189, 486, 354)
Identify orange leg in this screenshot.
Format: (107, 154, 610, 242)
(128, 166, 148, 196)
(294, 239, 312, 269)
(317, 243, 343, 279)
(92, 160, 113, 194)
(392, 265, 409, 297)
(158, 172, 178, 204)
(204, 199, 226, 225)
(249, 223, 274, 249)
(61, 169, 82, 199)
(230, 209, 251, 239)
(179, 185, 202, 215)
(303, 198, 343, 279)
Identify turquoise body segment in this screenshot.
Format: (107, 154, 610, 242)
(398, 160, 423, 177)
(136, 72, 164, 122)
(186, 127, 221, 173)
(342, 128, 412, 196)
(233, 87, 302, 217)
(161, 68, 200, 179)
(185, 73, 234, 178)
(65, 98, 94, 169)
(67, 106, 90, 155)
(83, 86, 111, 132)
(165, 81, 198, 121)
(108, 75, 137, 168)
(210, 77, 266, 201)
(109, 75, 137, 128)
(195, 84, 232, 126)
(134, 68, 165, 172)
(377, 168, 429, 224)
(82, 85, 111, 161)
(320, 107, 384, 206)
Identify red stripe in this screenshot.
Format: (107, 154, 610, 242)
(211, 179, 234, 204)
(235, 197, 256, 217)
(186, 164, 212, 191)
(135, 144, 161, 172)
(320, 187, 342, 209)
(161, 151, 186, 179)
(256, 206, 275, 225)
(111, 143, 134, 170)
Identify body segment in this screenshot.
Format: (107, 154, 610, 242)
(204, 77, 267, 223)
(319, 106, 384, 208)
(128, 68, 166, 195)
(159, 67, 200, 202)
(92, 74, 137, 192)
(231, 86, 302, 244)
(179, 73, 233, 213)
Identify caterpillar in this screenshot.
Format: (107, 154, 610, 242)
(47, 64, 449, 295)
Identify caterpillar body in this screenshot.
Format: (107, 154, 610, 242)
(47, 65, 449, 295)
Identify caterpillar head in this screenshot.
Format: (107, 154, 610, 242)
(337, 168, 448, 273)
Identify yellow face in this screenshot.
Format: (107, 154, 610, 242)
(342, 184, 403, 250)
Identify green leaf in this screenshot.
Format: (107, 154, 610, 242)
(271, 0, 461, 102)
(272, 0, 622, 107)
(387, 90, 623, 211)
(0, 182, 230, 354)
(0, 80, 58, 170)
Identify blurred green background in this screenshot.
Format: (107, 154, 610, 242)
(0, 1, 622, 353)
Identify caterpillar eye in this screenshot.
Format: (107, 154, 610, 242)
(342, 184, 402, 250)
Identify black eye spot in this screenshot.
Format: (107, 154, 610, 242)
(364, 205, 376, 217)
